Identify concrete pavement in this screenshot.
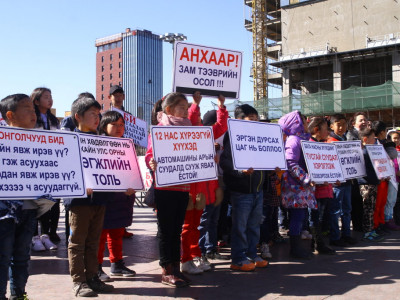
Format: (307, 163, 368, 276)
(25, 206, 400, 300)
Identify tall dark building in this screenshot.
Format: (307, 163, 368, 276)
(95, 28, 163, 124)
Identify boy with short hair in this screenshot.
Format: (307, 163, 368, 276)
(220, 104, 268, 271)
(327, 114, 357, 246)
(358, 128, 385, 241)
(0, 94, 38, 300)
(109, 85, 125, 111)
(64, 96, 114, 297)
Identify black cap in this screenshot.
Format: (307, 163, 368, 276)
(109, 85, 124, 95)
(203, 110, 217, 126)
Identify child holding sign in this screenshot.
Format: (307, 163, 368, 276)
(307, 117, 336, 255)
(358, 128, 385, 242)
(146, 92, 192, 288)
(64, 97, 114, 297)
(278, 111, 316, 259)
(97, 111, 136, 281)
(0, 94, 38, 300)
(220, 104, 268, 272)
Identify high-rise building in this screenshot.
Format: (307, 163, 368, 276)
(95, 28, 163, 124)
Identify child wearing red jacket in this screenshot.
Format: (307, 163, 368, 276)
(181, 92, 228, 275)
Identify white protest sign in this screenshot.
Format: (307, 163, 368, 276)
(112, 107, 148, 148)
(173, 42, 242, 99)
(227, 119, 287, 170)
(366, 144, 396, 181)
(301, 141, 344, 183)
(151, 126, 217, 187)
(0, 112, 7, 126)
(334, 141, 366, 180)
(138, 156, 153, 191)
(0, 127, 86, 200)
(79, 134, 143, 191)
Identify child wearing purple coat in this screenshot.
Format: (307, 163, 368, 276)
(278, 111, 316, 259)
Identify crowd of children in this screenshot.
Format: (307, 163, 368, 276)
(1, 86, 400, 299)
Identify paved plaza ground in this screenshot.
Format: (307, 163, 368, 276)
(25, 206, 400, 300)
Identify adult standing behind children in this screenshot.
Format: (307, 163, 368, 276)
(278, 111, 316, 259)
(0, 94, 38, 300)
(30, 88, 61, 252)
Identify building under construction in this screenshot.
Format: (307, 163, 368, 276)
(245, 0, 400, 126)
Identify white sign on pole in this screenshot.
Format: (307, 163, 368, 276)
(334, 141, 366, 180)
(79, 134, 144, 191)
(138, 156, 153, 191)
(112, 107, 148, 148)
(173, 42, 242, 99)
(366, 144, 396, 181)
(151, 126, 217, 187)
(227, 119, 287, 170)
(0, 127, 86, 200)
(0, 112, 7, 126)
(301, 141, 344, 183)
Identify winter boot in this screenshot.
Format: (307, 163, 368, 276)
(312, 227, 336, 255)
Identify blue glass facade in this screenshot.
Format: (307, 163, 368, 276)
(122, 30, 163, 125)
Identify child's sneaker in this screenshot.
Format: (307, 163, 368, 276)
(230, 259, 256, 272)
(110, 260, 136, 277)
(301, 230, 312, 240)
(40, 234, 57, 250)
(87, 276, 114, 293)
(31, 235, 46, 252)
(72, 282, 97, 297)
(259, 243, 272, 259)
(193, 255, 211, 272)
(9, 293, 30, 300)
(370, 230, 385, 241)
(98, 265, 112, 282)
(181, 260, 203, 274)
(252, 256, 269, 268)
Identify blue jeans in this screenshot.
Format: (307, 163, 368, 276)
(331, 184, 352, 241)
(199, 203, 221, 254)
(0, 209, 36, 298)
(230, 191, 263, 264)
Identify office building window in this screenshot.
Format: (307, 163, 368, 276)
(110, 74, 113, 80)
(101, 66, 104, 72)
(119, 52, 122, 59)
(119, 72, 121, 78)
(101, 85, 104, 91)
(119, 62, 122, 68)
(101, 56, 104, 62)
(101, 75, 104, 81)
(110, 64, 113, 70)
(110, 54, 113, 61)
(101, 94, 104, 100)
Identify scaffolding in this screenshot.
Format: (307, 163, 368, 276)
(244, 0, 282, 101)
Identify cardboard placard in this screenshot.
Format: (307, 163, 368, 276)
(334, 141, 366, 180)
(138, 156, 153, 191)
(0, 127, 86, 200)
(151, 126, 217, 187)
(227, 119, 287, 170)
(173, 42, 242, 99)
(112, 107, 148, 148)
(301, 141, 344, 183)
(79, 134, 143, 191)
(366, 144, 396, 181)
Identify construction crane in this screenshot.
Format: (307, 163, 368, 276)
(244, 0, 282, 101)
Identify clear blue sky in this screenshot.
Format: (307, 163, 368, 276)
(0, 0, 265, 117)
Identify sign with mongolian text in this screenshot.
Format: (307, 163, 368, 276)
(0, 127, 86, 200)
(334, 141, 366, 180)
(227, 119, 287, 170)
(112, 107, 148, 148)
(366, 144, 396, 180)
(173, 42, 242, 99)
(151, 126, 217, 187)
(138, 156, 153, 191)
(79, 134, 143, 191)
(301, 141, 344, 183)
